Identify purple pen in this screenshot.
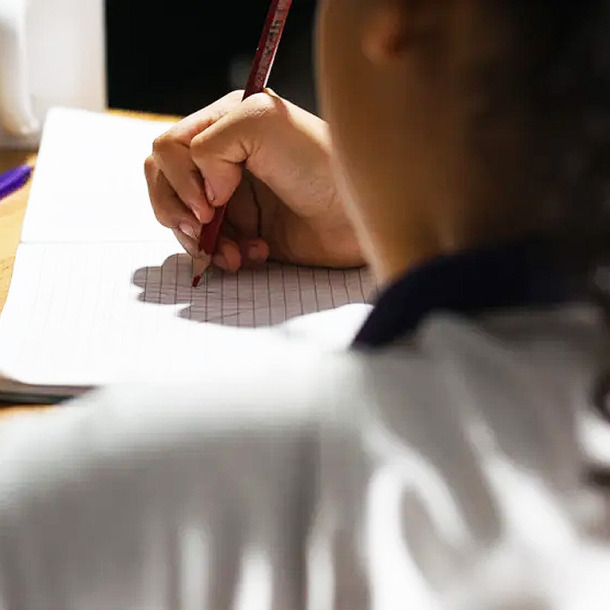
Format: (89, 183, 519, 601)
(0, 165, 32, 201)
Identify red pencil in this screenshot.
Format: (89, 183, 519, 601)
(192, 0, 293, 287)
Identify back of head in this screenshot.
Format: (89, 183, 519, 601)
(475, 1, 610, 282)
(462, 0, 610, 419)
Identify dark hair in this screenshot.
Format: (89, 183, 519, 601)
(470, 1, 610, 263)
(467, 1, 610, 419)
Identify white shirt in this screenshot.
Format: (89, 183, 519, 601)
(1, 303, 610, 609)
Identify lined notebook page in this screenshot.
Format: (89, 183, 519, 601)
(0, 242, 373, 386)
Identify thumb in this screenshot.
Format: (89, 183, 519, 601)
(189, 93, 275, 210)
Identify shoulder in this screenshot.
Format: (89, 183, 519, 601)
(0, 305, 607, 608)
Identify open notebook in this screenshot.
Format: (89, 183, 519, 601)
(0, 108, 373, 402)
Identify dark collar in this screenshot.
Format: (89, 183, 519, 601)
(354, 237, 573, 349)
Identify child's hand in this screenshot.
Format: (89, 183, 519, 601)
(145, 90, 364, 271)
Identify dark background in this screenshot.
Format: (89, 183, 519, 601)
(105, 0, 318, 116)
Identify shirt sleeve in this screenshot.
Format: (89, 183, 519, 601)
(0, 369, 324, 610)
(2, 327, 610, 610)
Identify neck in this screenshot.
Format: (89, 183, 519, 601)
(357, 196, 545, 288)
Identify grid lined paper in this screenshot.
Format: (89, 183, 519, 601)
(0, 242, 375, 386)
(139, 245, 373, 327)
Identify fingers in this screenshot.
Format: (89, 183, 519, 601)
(240, 238, 270, 266)
(148, 90, 246, 227)
(145, 156, 201, 237)
(151, 141, 211, 224)
(172, 228, 199, 259)
(146, 90, 277, 272)
(212, 236, 242, 272)
(164, 90, 245, 143)
(150, 152, 270, 271)
(213, 236, 270, 272)
(190, 92, 279, 210)
(172, 224, 270, 272)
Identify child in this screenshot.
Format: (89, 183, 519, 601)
(2, 0, 610, 607)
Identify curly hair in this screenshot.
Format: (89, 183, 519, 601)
(467, 1, 610, 417)
(481, 2, 610, 266)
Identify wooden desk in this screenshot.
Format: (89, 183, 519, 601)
(0, 150, 35, 312)
(0, 111, 177, 418)
(0, 151, 38, 418)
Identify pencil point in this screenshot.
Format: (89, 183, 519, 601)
(191, 254, 211, 288)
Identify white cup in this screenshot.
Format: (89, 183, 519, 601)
(0, 0, 106, 149)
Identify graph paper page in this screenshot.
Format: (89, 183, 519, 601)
(0, 242, 373, 387)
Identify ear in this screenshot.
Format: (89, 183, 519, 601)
(362, 0, 411, 64)
(362, 0, 441, 65)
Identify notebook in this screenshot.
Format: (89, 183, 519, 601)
(0, 108, 373, 402)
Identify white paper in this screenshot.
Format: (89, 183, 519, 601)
(21, 108, 176, 244)
(0, 242, 373, 387)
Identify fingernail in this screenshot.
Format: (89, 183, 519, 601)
(248, 244, 264, 261)
(205, 180, 215, 204)
(191, 206, 204, 223)
(187, 176, 207, 220)
(212, 253, 228, 269)
(178, 222, 198, 240)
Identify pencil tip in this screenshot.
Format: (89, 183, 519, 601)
(191, 254, 212, 288)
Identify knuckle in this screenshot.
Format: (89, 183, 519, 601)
(189, 133, 209, 164)
(144, 155, 156, 178)
(245, 91, 278, 118)
(189, 141, 203, 168)
(152, 132, 173, 156)
(228, 89, 245, 102)
(189, 131, 203, 152)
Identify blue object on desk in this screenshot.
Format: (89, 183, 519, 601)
(0, 165, 32, 201)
